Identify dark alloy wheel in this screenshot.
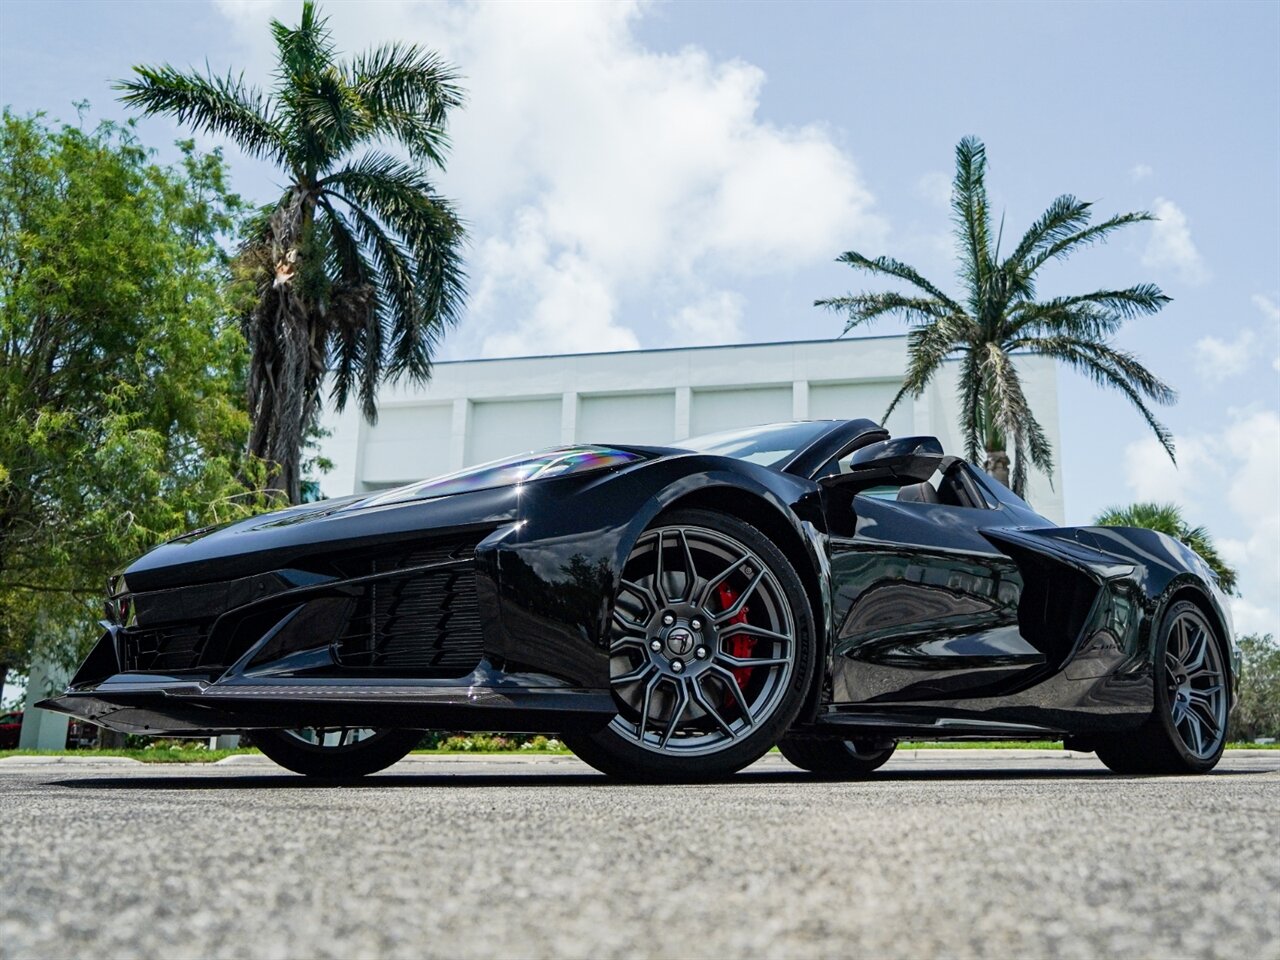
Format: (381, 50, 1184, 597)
(564, 508, 815, 782)
(254, 727, 422, 779)
(778, 736, 896, 776)
(1095, 600, 1229, 775)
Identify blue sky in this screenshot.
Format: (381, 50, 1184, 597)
(2, 0, 1277, 635)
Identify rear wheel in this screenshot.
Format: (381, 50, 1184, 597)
(1095, 601, 1229, 775)
(778, 736, 896, 776)
(254, 727, 422, 779)
(564, 509, 816, 782)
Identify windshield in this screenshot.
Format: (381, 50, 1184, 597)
(673, 421, 835, 468)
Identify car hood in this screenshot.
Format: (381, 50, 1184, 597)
(120, 444, 663, 593)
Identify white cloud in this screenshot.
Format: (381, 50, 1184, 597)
(1130, 163, 1153, 181)
(667, 291, 745, 346)
(1193, 329, 1256, 383)
(1142, 197, 1209, 285)
(215, 1, 886, 358)
(916, 171, 952, 209)
(1120, 433, 1214, 504)
(1120, 408, 1280, 637)
(1251, 294, 1280, 372)
(1252, 293, 1280, 323)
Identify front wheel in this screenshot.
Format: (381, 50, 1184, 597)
(778, 736, 896, 776)
(1095, 601, 1229, 775)
(564, 508, 816, 782)
(253, 727, 422, 779)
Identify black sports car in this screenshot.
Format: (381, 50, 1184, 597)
(43, 418, 1239, 781)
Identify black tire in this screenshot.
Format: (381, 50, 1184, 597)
(564, 508, 817, 783)
(254, 728, 423, 779)
(778, 736, 896, 776)
(1095, 600, 1229, 775)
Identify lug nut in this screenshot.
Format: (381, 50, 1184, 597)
(671, 659, 685, 673)
(650, 639, 663, 652)
(694, 646, 707, 660)
(662, 613, 675, 626)
(691, 618, 702, 630)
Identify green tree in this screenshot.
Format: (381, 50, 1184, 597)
(1229, 634, 1280, 742)
(1094, 501, 1238, 594)
(118, 0, 467, 503)
(0, 109, 274, 702)
(817, 137, 1174, 496)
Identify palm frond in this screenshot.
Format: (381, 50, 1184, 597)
(116, 66, 287, 164)
(815, 292, 952, 332)
(1025, 211, 1155, 273)
(1029, 337, 1177, 461)
(348, 42, 462, 164)
(882, 321, 964, 421)
(982, 343, 1053, 478)
(271, 1, 336, 85)
(958, 349, 983, 465)
(831, 252, 963, 313)
(1004, 195, 1093, 271)
(952, 136, 994, 309)
(1011, 284, 1169, 327)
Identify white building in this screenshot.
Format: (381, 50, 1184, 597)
(317, 336, 1065, 523)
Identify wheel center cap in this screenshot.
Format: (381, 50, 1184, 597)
(665, 626, 696, 656)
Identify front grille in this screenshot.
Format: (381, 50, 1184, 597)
(122, 622, 213, 672)
(333, 537, 486, 674)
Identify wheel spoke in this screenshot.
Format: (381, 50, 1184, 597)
(714, 567, 766, 623)
(677, 528, 699, 602)
(660, 680, 690, 748)
(1183, 624, 1208, 673)
(688, 677, 735, 739)
(611, 609, 648, 637)
(609, 634, 650, 654)
(1188, 698, 1221, 738)
(698, 556, 748, 608)
(715, 651, 790, 669)
(635, 672, 662, 743)
(611, 661, 656, 687)
(619, 578, 659, 619)
(1174, 617, 1191, 663)
(1182, 710, 1205, 755)
(653, 530, 669, 605)
(718, 622, 792, 647)
(710, 665, 755, 726)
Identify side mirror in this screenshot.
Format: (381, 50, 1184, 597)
(819, 436, 945, 491)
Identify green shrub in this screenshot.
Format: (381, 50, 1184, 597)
(1229, 634, 1280, 742)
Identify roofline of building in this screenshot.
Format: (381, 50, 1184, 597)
(425, 333, 910, 367)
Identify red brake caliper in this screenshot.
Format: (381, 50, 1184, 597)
(716, 583, 756, 698)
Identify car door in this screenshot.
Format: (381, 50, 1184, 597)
(821, 462, 1046, 705)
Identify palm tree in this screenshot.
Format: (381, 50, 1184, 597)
(817, 137, 1175, 496)
(1095, 502, 1237, 594)
(119, 1, 466, 502)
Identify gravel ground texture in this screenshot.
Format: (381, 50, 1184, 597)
(1, 751, 1277, 960)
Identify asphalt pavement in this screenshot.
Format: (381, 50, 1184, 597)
(1, 750, 1277, 960)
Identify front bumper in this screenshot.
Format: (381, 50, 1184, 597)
(38, 663, 615, 736)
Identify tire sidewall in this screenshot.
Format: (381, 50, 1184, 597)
(254, 728, 422, 778)
(573, 508, 817, 781)
(1151, 600, 1227, 773)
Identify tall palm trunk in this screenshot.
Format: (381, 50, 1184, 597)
(245, 194, 327, 503)
(983, 449, 1011, 489)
